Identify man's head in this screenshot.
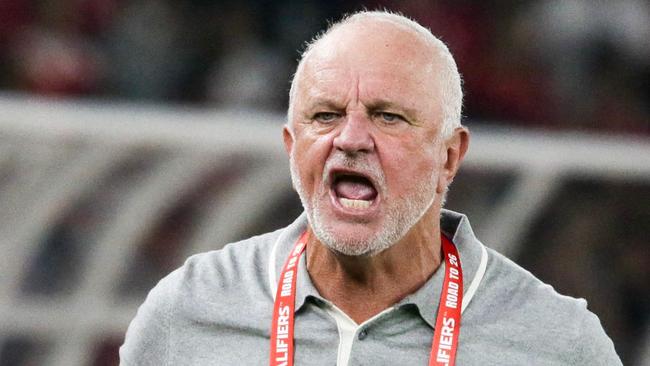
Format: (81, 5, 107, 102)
(284, 11, 469, 256)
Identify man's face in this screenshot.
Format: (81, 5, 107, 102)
(285, 21, 452, 256)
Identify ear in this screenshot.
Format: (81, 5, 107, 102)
(283, 124, 294, 156)
(436, 127, 470, 194)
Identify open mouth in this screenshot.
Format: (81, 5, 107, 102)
(330, 172, 378, 210)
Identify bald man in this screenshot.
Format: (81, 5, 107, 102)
(120, 11, 621, 366)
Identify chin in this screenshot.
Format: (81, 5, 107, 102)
(309, 215, 402, 257)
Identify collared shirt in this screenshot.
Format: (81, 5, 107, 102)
(120, 210, 622, 365)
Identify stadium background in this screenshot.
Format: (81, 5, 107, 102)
(0, 1, 648, 365)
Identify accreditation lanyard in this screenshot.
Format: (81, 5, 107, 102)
(269, 231, 463, 366)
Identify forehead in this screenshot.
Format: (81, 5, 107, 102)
(295, 20, 442, 114)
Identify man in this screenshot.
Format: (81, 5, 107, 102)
(120, 11, 621, 365)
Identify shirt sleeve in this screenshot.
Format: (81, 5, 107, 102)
(119, 269, 181, 366)
(571, 302, 623, 366)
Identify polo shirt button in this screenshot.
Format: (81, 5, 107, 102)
(358, 329, 368, 340)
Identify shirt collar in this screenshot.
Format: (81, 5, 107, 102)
(398, 209, 485, 328)
(271, 209, 485, 322)
(270, 212, 322, 311)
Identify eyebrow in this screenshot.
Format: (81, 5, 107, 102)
(365, 100, 418, 120)
(300, 98, 347, 117)
(309, 99, 345, 111)
(302, 98, 419, 121)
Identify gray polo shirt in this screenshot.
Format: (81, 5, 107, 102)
(120, 210, 622, 365)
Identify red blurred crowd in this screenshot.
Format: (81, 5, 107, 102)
(0, 0, 648, 135)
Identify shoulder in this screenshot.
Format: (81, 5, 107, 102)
(120, 228, 283, 364)
(477, 249, 587, 325)
(467, 248, 621, 365)
(164, 228, 283, 320)
(179, 229, 281, 296)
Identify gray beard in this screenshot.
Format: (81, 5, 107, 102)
(289, 152, 437, 257)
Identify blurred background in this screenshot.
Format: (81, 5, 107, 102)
(0, 0, 648, 365)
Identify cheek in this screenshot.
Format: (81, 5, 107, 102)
(292, 133, 334, 187)
(380, 139, 439, 192)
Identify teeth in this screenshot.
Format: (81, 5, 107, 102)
(339, 197, 372, 209)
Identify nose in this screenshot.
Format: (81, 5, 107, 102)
(333, 113, 375, 154)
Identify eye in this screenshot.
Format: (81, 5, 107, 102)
(375, 112, 403, 124)
(313, 112, 340, 123)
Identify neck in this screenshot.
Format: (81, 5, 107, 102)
(306, 209, 442, 324)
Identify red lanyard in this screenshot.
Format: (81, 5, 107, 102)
(430, 234, 463, 366)
(270, 230, 309, 366)
(269, 231, 463, 366)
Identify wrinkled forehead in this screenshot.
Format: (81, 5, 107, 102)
(293, 19, 443, 111)
(308, 19, 438, 77)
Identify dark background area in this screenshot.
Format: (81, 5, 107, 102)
(0, 0, 648, 135)
(0, 1, 648, 365)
